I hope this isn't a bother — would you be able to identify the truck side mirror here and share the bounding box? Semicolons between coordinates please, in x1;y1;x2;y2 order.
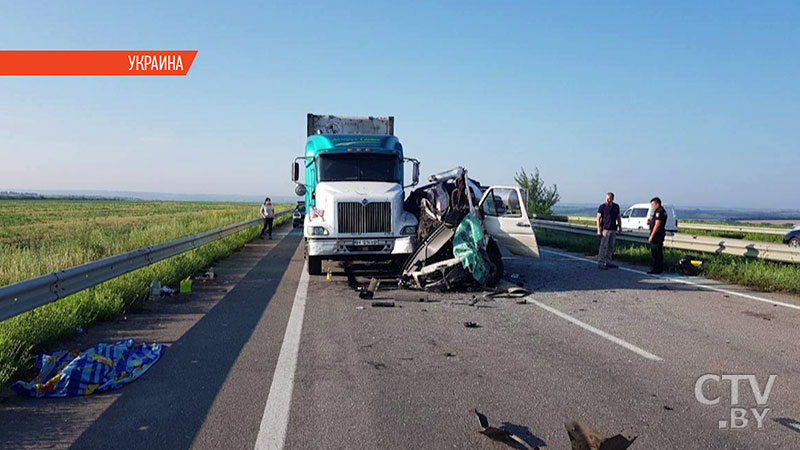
412;161;420;186
292;162;299;182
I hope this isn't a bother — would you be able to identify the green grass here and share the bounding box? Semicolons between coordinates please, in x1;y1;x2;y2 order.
0;199;290;386
536;228;800;296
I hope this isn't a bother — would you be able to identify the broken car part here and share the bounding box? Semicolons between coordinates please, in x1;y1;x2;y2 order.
565;421;637;450
472;409;537;450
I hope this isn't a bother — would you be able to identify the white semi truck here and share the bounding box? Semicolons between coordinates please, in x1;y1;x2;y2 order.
291;114;421;275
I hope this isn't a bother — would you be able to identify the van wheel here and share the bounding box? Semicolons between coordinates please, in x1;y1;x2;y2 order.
308;256;322;275
485;239;504;287
790;237;800;248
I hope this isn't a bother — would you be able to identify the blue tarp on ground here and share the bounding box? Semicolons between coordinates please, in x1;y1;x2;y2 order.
12;339;164;398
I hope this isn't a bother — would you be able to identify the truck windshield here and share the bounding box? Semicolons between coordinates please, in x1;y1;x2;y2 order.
317;154;401;183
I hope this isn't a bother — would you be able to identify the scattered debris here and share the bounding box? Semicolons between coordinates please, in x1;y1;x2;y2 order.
677;255;704;276
445;352;456;357
565;421;637;450
149;279;162;301
12;339;164;398
464;321;480;328
509;273;520;280
393;291;438;303
180;278;192;294
359;278;381;299
663;405;674;411
371;301;395;308
743;311;773;321
160;287;176;296
355;306;365;310
516;298;528;305
366;361;387;370
472;409;537;450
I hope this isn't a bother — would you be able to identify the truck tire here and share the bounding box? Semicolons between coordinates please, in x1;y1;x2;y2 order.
308;256;322;275
485;238;503;287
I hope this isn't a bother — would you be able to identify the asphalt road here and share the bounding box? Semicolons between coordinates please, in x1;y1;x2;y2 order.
3;224;800;449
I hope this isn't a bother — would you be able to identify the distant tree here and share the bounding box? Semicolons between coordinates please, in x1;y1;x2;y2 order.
514;167;560;216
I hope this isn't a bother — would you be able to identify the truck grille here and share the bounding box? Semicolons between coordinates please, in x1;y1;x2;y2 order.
337;202;392;234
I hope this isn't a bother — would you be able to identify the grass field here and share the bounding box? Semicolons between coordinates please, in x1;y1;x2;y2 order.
0;199;290;386
536;228;800;295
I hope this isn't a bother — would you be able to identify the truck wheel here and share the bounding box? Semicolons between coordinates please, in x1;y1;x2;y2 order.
485;239;503;287
308;256;322;275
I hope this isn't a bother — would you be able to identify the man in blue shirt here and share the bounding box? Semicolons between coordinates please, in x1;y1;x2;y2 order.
597;192;622;269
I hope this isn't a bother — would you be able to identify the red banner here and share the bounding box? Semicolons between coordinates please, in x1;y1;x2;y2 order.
0;51;198;76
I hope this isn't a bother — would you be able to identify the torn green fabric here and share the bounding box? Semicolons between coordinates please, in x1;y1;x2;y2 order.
452;213;489;284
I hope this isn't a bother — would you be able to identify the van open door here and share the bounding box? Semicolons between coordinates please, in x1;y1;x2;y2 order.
478;186;540;258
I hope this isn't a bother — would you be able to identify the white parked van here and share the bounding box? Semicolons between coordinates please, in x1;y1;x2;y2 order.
621;203;678;232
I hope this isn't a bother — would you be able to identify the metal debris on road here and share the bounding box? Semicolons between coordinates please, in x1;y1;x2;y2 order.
463;321;480;328
565;421;637;450
371;301;395;308
472;409;537;450
359;277;380;299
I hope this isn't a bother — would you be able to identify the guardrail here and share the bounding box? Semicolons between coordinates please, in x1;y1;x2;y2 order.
0;211;290;323
676;223;789;236
533;219;800;264
565;215;791;236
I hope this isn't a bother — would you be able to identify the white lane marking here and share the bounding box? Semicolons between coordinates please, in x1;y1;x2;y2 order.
541;248;800;311
254;266;309;450
526;296;663;361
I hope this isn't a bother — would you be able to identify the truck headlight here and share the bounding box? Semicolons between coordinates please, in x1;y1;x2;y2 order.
308;226;329;236
400;225;417;235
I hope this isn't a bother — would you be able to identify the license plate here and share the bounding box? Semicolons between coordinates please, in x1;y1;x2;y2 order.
351;239;383;246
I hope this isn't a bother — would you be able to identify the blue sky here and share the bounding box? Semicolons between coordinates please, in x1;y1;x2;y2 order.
1;1;798;208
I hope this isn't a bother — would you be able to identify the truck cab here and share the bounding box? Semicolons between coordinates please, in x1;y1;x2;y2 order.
292;115;420;275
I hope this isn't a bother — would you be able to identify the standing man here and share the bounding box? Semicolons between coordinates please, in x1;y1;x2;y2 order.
260;197;275;239
596;192;622;269
647;196;667;274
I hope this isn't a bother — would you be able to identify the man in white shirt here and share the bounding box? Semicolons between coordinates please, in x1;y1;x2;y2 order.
260;197;275;239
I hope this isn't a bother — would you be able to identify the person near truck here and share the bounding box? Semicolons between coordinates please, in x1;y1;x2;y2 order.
647;196;667;274
596;192;622;269
260;197;275;239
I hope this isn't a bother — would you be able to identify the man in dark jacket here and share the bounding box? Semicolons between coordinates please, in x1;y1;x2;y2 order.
647;196;667;274
596;192;622;269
